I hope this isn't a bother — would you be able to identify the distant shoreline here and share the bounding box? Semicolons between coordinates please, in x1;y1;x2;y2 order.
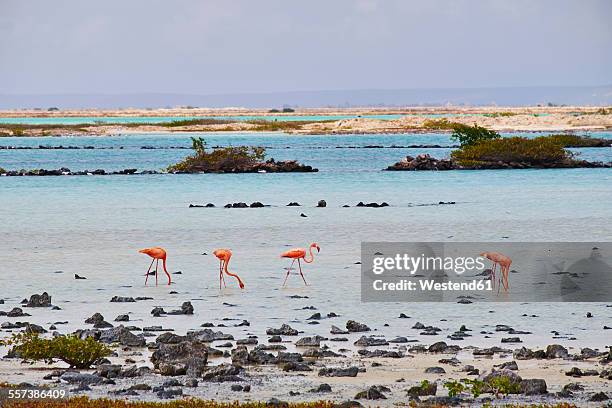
0;106;611;136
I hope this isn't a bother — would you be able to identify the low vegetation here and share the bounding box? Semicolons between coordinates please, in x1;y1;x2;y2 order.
483;111;517;118
444;377;520;399
547;133;611;147
0;332;112;369
167;137;266;173
451;136;571;167
421;118;458;130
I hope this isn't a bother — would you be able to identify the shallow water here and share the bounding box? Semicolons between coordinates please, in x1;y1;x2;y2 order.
1;131;611;352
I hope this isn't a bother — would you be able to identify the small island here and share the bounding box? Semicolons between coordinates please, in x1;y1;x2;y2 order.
387;125;612;171
167;137;317;173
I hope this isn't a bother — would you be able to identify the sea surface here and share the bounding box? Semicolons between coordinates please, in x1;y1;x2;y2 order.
1;131;611;353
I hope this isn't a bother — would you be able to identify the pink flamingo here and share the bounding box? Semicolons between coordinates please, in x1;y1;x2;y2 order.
139;247;171;286
281;243;320;286
213;249;245;290
480;252;512;292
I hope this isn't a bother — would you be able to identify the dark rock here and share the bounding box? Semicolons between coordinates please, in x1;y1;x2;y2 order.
85;313;105;325
295;336;324;347
354;386;386;400
156;387;183;399
428;341;448;353
7;307;30;317
546;344;569;359
319;366;359;377
425;366;446;374
282;362;312;372
589;392;609;401
151;340;208;376
497;361;518;371
346;320;370;332
330;325;349;335
266;324;298;336
317;200;327;207
25;292;52;307
74;274;87;279
151;307;167;317
60;372;104;385
520;379;547;395
202;363;243;382
354;336;388;347
310;383;332;393
167;301;194;315
115;314;129;322
286;202;301;206
99;325;145;347
110;296;136;303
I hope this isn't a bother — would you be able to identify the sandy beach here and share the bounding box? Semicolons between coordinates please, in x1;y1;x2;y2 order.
1;106;611;136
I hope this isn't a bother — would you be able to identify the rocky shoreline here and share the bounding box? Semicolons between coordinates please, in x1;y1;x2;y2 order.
1;292;611;405
386;154;612;171
0;160;317;177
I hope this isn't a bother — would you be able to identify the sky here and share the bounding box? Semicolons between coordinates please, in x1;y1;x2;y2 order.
1;0;611;95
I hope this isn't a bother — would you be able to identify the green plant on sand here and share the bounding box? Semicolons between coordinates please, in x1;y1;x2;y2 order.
0;332;112;369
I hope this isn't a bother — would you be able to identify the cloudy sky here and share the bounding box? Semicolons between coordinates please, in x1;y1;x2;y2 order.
1;0;611;95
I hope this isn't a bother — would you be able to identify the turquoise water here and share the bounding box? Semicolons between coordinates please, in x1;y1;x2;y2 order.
0;113;484;125
1;131;611;351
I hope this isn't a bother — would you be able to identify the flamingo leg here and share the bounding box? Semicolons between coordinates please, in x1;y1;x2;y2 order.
155;259;159;287
219;260;223;290
221;261;227;288
144;258;155;286
502;265;509;291
283;259;296;287
491;262;497;289
298;258;308;286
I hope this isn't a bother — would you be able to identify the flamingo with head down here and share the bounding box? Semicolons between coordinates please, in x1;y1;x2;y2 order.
213;249;245;290
281;242;320;286
139;247;171;286
480;251;512;292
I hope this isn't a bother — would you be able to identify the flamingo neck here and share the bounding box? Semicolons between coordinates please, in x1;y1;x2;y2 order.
223;256;245;288
303;246;315;263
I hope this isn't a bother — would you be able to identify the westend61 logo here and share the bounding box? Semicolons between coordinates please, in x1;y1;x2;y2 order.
361;242;612;303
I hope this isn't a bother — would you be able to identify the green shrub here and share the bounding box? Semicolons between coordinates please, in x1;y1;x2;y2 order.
450;123;501;147
168;137;266;173
483;112;516;118
246;120;314;131
0;332;112;369
158;118;232;128
451;136;571;166
487;376;521;397
421;118;458;130
547;133;610;147
444;380;465;397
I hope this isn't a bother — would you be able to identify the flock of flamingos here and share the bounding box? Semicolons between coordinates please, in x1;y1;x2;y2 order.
138;243;321;289
138;244;511;293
